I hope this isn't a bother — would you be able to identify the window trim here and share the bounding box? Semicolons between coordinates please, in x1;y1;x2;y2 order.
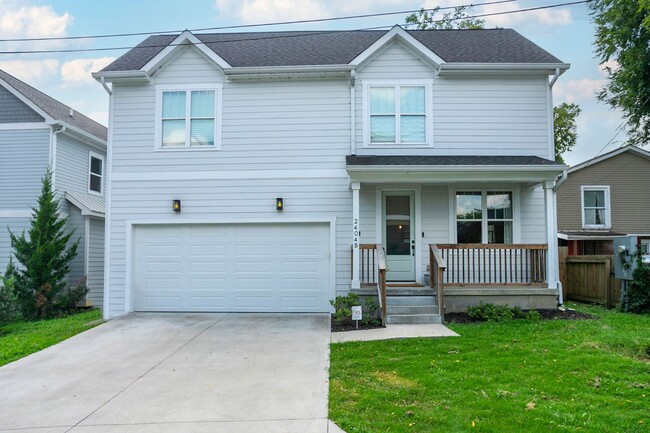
581;185;611;229
88;151;104;196
154;83;223;151
362;80;433;148
451;188;521;244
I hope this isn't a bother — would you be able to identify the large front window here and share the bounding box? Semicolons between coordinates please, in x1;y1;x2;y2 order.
368;84;429;146
157;85;221;150
456;191;513;244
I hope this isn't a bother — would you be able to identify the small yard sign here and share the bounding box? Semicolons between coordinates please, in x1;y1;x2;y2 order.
351;306;362;329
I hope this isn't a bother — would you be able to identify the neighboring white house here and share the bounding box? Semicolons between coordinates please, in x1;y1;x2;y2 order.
0;70;108;308
93;27;569;320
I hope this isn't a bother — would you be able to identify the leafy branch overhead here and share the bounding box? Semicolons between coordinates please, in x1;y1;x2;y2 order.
590;0;650;146
554;103;582;163
406;6;485;30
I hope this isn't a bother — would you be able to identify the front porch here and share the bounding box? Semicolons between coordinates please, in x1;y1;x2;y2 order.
354;243;557;324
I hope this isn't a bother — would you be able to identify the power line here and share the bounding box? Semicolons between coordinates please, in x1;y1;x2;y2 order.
0;0;521;43
0;0;592;55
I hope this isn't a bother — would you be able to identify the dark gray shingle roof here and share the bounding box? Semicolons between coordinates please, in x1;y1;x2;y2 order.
101;28;563;72
346;155;562;166
0;70;107;141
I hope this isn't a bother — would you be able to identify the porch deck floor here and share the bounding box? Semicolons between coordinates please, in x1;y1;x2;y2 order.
331;324;458;343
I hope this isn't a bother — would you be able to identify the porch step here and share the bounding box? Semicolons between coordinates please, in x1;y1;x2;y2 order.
386;304;438;315
386;313;442;325
385;293;441;324
386;287;436;296
386;295;436;306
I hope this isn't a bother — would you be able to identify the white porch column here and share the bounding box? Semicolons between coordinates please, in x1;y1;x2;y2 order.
351;181;361;289
544;180;559;291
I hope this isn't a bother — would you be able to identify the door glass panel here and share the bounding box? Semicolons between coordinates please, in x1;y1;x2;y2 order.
386;196;411;256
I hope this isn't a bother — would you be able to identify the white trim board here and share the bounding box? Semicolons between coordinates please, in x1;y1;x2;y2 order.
111;169;348;182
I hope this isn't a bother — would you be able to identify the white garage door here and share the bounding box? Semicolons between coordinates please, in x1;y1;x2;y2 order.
133;223;331;312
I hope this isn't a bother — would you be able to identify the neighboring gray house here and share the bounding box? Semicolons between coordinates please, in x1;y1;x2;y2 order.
557;145;650;256
0;70;108;308
93;27;569;320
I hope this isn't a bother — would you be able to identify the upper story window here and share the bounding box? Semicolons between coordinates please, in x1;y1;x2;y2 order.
88;152;104;195
456;191;514;244
581;186;610;229
155;84;222;150
364;81;432;147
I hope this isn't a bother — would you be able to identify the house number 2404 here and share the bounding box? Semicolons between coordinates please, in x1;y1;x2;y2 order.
353;218;359;249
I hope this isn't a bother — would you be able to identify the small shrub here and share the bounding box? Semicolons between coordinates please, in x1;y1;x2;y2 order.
622;262;650;314
0;275;21;324
331;293;381;326
467;303;541;322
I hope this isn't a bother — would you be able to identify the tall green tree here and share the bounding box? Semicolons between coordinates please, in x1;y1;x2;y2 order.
590;0;650;145
554;102;582;163
406;6;485;30
7;171;84;319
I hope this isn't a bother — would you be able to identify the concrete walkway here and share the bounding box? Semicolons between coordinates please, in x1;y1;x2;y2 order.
331;323;459;343
0;313;331;433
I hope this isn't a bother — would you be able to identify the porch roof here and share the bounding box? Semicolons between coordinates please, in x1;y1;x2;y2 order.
558;230;625;240
346;155;567;184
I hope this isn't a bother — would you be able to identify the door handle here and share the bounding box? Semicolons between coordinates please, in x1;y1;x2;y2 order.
411;239;415;256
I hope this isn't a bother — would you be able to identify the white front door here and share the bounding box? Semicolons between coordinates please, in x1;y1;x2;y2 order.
383;192;415;281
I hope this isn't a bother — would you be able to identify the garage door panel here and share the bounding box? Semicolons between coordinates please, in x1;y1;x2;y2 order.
133;223;330;312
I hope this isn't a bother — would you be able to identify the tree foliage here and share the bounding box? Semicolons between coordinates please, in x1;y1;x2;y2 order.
406;6;485;30
590;0;650;145
6;171;86;319
554;102;582;163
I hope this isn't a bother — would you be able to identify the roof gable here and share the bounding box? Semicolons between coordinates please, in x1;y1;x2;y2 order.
0;70;107;141
0;85;44;123
568;146;650;174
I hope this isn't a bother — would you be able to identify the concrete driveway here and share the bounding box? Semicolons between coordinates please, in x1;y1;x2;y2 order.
0;313;331;433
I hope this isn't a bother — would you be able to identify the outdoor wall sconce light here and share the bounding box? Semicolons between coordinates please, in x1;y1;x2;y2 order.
276;197;283;211
172;199;181;213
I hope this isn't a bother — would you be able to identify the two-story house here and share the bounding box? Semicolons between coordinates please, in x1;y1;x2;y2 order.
557;145;650;256
93;27;569;321
0;70;107;308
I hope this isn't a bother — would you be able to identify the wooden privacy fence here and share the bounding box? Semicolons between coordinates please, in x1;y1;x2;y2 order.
558;247;621;308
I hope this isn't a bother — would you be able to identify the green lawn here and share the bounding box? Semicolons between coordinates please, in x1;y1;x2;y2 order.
330;304;650;433
0;309;102;367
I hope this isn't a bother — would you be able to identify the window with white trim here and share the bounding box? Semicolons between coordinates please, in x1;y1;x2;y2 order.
157;86;221;149
456;191;513;244
581;186;610;229
367;84;429;146
88;153;104;195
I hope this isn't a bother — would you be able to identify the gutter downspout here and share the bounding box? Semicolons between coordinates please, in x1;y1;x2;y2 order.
350;70;356;155
51;126;66;188
100;76;113;96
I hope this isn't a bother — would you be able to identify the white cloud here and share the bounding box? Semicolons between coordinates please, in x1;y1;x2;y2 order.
599;60;619;74
0;5;71;38
214;0;574;27
215;0;410;24
60;57;115;85
0;59;59;81
478;1;572;27
555;78;605;104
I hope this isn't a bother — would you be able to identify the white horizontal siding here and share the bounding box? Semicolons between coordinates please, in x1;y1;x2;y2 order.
520;186;546;243
0;128;50;210
66;205;85;287
0;217;31;272
55;133;106;197
87;216;104;308
354;41;552;158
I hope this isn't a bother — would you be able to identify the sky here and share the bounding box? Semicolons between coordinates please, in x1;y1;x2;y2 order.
0;0;631;166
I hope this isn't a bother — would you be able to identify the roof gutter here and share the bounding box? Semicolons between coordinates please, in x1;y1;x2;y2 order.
346;164;568;173
437;63;570;75
91;70;151;83
224;64;354;81
52;120;107;148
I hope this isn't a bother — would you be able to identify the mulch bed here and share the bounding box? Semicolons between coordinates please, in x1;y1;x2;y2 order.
331;309;597;331
445;308;597;324
331;317;384;332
